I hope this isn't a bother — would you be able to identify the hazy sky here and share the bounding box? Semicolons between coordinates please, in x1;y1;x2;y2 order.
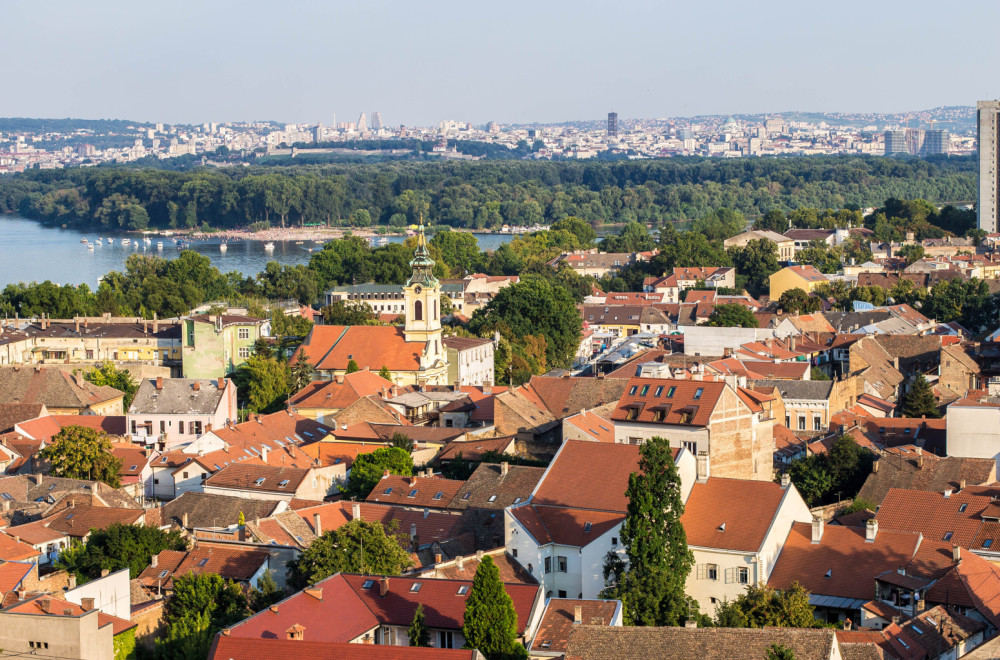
3;0;998;126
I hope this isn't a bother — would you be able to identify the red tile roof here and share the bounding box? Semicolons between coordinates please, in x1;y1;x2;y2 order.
529;599;619;654
510;505;624;547
209;636;476;659
875;488;989;549
204;463;311;494
365;474;466;508
295;501;463;548
610;378;725;427
288;371;395;409
227;573;378;643
768;523;922;601
564;410;616;443
435;436;517;462
3;594;136;634
0;530;42;561
43;505;144;538
341;573;540;634
532;441;641;513
294;326;426;372
681;478;790;552
299;441;382;468
0;561;33;595
15;415;127;442
139;546;268;588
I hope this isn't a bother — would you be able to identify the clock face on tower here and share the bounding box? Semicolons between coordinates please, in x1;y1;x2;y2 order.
414;285;422;294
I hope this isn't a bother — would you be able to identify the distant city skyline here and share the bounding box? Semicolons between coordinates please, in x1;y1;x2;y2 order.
3;0;999;127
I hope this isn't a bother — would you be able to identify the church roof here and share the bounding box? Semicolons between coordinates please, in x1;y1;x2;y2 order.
294;326;426;372
407;220;438;288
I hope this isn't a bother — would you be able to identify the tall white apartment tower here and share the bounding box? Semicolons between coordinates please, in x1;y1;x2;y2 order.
978;100;1000;232
357;112;368;132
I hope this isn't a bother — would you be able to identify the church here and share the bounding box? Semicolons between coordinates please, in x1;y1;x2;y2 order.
294;223;494;387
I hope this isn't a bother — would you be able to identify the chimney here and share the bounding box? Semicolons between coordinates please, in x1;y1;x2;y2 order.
953;545;962;563
153;313;159;334
843;618;853;631
193;381;201;392
483;384;492;395
68;574;77;589
218;377;225;390
574;605;583;624
780;473;790;489
156;376;163;390
944;489;953;498
865;518;878;543
352;502;361;520
383;470;390;478
960;479;967;490
457;556;465;570
151;554;159;568
182;512;189;528
261;445;269;464
313;513;322;536
811;516;824;544
500;462;509;477
873;459;880;474
696;451;710;483
410;523;417;540
434;553;442;564
685;619;698;629
379;577;389;597
81;597;95;611
101;569;109;577
39;598;52;613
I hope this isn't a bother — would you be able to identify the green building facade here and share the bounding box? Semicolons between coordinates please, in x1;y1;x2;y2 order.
181;315;266;378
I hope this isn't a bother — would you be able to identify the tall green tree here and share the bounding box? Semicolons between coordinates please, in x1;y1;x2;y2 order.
346;358;360;374
287;519;413;588
249;570;285;612
408;603;431;647
766;644;798;660
56;522;187;583
713;583;819;629
155;573;250;659
234;354;290;414
343;446;414;498
900;375;940;418
39;425;124;487
462;555;527;660
290;351;314;392
705;304;759;328
604;436;694;626
729;239;780;297
83;362;137;409
378;365;392;380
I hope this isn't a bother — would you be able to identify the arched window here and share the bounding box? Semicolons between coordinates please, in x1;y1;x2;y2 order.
433;299;438;320
414;300;423;321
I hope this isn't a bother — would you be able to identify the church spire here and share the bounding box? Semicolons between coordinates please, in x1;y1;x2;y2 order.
407;214;438;287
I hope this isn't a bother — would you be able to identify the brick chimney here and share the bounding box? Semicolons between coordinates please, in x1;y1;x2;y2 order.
39;598;52;613
67;574;76;589
218;377;225;390
379;577;389;597
193;381;201;392
81;597;95;611
313;513;322;536
811;516;824;544
574;605;583;623
151;554;159;568
696;451;710;483
156;376;163;390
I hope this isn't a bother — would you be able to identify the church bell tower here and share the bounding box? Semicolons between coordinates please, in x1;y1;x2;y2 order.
404;219;443;363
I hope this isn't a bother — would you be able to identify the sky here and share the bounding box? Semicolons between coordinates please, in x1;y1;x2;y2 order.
3;0;999;127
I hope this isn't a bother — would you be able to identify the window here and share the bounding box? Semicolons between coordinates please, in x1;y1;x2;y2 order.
182;472;189;479
557;556;567;572
814;415;822;431
666;386;676;398
584;522;592;533
629;385;638;395
238;328;250;339
278;480;289;488
611;537;618;546
384;487;394;495
984;539;994;549
255;478;266;486
959;503;969;513
457;585;469;595
439;631;454;649
626;408;639;421
639;385;649;396
238;347;250;359
198;558;209;567
131;420;137;434
433;491;444;500
737;567;750;584
488;495;497;503
192;421;203;435
462;491;471;501
785;415;790;428
512;548;518;558
943;532;954;541
362;579;375;589
798;415;806;431
414;300;423;321
544;557;552;574
409;582;422;593
408;489;418;498
179;421;185;434
160;421;166;434
707;564;719;581
558;590;567;598
158;570;168;579
694;387;703;400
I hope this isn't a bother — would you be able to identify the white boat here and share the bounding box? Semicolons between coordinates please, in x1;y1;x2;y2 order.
87;244;94;250
145;236;152;244
80;238;88;244
264;242;275;251
122;238;131;246
219;243;227;253
106;238;114;244
157;241;163;250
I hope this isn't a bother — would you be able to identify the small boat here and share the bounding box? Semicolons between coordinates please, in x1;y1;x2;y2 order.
87;243;94;250
144;236;152;244
219;243;227;253
121;238;131;246
264;242;275;251
157;241;163;250
80;238;88;243
294;240;304;245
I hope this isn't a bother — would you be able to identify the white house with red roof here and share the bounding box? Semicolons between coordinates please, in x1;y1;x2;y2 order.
505;441;696;600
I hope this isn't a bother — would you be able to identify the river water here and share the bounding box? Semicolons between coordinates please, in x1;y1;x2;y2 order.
0;215;515;287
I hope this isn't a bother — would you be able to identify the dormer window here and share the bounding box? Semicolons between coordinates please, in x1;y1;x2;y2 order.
626;408;639;421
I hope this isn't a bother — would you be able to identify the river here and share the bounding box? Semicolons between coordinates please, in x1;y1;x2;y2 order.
0;215;516;287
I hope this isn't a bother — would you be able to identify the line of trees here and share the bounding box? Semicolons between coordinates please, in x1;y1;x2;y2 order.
0;155;975;232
